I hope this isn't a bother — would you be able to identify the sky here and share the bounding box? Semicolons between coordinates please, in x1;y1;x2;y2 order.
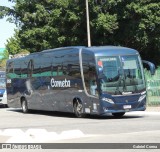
0;0;16;48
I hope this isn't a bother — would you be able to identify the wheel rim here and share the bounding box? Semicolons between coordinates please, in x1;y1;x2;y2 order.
77;102;82;114
75;101;83;117
22;101;27;112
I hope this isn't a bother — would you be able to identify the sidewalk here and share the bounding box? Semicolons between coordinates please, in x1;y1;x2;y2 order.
146;106;160;112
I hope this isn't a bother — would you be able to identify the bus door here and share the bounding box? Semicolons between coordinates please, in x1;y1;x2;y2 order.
82;52;99;113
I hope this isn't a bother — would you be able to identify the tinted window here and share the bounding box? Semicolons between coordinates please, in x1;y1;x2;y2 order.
82;51;97;96
33;55;42;77
14;61;21;78
6;61;14;78
62;50;81;78
21;59;29;78
41;54;53;77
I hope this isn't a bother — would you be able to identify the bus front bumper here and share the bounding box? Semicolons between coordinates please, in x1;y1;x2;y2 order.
98;98;146;115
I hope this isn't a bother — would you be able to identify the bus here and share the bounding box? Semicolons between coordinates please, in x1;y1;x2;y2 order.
0;71;7;107
6;46;155;117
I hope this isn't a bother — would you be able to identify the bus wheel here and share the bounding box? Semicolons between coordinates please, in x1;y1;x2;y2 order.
74;100;85;118
112;112;125;118
21;99;29;113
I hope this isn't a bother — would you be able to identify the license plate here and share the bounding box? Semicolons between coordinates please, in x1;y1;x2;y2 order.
123;105;131;109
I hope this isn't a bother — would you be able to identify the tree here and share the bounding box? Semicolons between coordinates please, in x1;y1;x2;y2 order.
0;49;9;70
0;0;160;64
5;30;22;55
112;0;160;64
0;0;118;53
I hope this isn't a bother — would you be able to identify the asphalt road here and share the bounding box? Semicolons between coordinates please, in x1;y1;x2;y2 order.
0;107;160;152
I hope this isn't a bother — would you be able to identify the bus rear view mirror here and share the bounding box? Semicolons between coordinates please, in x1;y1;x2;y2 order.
142;60;155;75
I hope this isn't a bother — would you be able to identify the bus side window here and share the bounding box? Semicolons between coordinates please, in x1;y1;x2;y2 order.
27;59;34;78
32;56;42;77
41;54;53;77
82;52;98;96
7;62;14;78
58;64;63;76
14;62;21;78
21;60;28;78
52;65;58;76
89;66;97;96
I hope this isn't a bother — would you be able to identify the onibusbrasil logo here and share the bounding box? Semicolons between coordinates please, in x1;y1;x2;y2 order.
50;78;71;88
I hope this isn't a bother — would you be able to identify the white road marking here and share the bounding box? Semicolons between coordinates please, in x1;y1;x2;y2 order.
0;129;93;143
126;111;160;116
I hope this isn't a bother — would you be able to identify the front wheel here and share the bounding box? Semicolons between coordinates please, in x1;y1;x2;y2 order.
112;112;125;118
21;99;29;113
74;100;86;118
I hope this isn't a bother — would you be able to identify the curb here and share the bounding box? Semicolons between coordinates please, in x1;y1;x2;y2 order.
146;106;160;112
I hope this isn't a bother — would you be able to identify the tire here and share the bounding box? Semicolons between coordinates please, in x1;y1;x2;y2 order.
112;112;125;118
74;100;86;118
21;99;29;113
4;104;8;108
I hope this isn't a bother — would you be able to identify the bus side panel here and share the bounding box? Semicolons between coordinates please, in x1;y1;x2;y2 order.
26;77;45;110
6;78;26;108
6;48;100;115
47;49;84;113
55;77;84;113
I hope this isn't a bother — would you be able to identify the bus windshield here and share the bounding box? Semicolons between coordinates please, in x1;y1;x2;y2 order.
97;55;145;95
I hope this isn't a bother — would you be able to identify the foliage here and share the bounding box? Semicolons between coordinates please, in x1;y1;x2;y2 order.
5;30;21;55
0;0;160;64
0;49;9;70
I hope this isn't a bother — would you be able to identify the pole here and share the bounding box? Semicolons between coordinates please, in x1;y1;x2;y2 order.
86;0;91;47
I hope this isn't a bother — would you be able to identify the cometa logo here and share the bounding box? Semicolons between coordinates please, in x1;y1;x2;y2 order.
50;78;71;88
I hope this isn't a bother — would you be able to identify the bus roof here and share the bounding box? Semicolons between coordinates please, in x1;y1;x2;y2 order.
7;46;139;62
42;46;138;55
83;46;139;56
43;46;139;56
42;46;85;53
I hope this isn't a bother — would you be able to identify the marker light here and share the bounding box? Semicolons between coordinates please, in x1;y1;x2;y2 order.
102;97;114;104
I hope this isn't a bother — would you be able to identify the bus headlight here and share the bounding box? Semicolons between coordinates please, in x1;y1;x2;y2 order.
138;95;146;102
102;97;114;104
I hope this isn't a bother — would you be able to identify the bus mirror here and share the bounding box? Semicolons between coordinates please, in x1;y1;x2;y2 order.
142;60;155;75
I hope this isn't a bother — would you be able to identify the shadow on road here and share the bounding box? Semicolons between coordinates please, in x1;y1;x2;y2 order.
0;105;8;108
6;108;145;120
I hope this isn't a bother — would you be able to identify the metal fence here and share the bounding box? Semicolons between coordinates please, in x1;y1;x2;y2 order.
145;67;160;106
